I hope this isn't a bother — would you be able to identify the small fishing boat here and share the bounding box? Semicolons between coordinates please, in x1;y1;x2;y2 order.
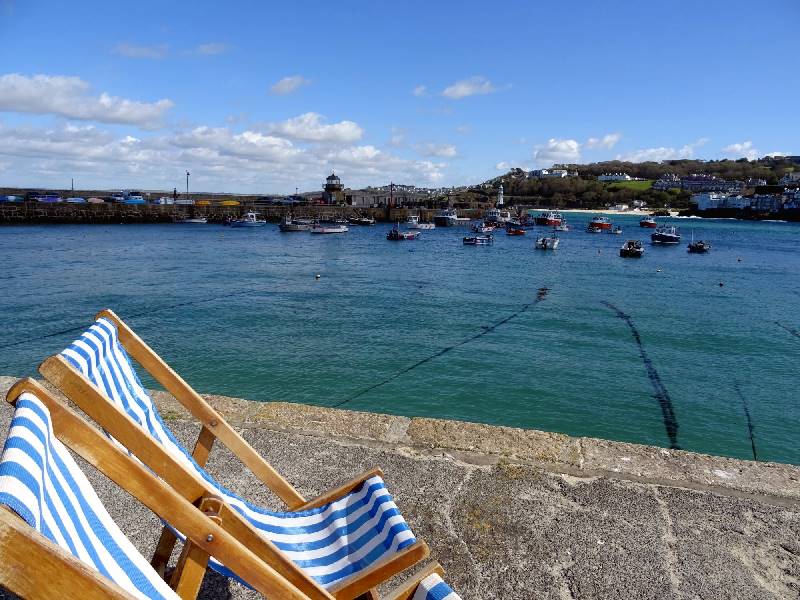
175;216;208;224
552;221;570;232
651;225;681;245
688;240;711;253
639;216;657;228
485;207;513;224
588;215;612;230
586;224;604;233
434;208;459;227
535;236;560;250
387;223;421;240
609;226;623;235
230;212;266;227
311;222;349;234
349;215;375;226
534;211;563;226
463;235;494;245
279;214;313;231
620;240;644;258
471;221;495;233
506;226;526;236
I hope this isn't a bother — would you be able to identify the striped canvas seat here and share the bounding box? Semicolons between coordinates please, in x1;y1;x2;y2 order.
412;573;462;600
0;392;179;600
62;317;418;589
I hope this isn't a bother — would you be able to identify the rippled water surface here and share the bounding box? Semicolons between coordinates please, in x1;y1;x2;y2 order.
1;216;798;464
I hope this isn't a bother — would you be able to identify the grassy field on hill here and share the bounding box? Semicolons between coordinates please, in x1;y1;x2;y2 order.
605;179;653;191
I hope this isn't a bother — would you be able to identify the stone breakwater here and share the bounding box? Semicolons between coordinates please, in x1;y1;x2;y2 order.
0;376;798;599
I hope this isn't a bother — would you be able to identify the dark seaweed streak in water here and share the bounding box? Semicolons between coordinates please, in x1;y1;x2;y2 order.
775;321;800;339
332;288;551;408
734;383;758;461
601;301;680;450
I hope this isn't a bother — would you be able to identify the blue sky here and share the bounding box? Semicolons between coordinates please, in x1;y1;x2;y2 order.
1;0;798;193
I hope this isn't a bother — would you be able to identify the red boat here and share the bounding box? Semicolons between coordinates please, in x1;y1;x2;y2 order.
639;216;657;228
506;227;526;236
534;210;563;226
588;216;612;230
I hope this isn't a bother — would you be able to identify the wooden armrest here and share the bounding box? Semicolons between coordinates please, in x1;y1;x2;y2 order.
328;540;429;600
294;468;384;512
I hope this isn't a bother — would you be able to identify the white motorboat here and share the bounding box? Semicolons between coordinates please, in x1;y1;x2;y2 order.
279;214;313;231
434;208;459;227
175;217;208;224
311;222;349;234
651;225;681;244
535;236;560;250
230;212;266;227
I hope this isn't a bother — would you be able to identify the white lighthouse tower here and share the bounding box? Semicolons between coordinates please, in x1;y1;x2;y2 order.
497;183;504;207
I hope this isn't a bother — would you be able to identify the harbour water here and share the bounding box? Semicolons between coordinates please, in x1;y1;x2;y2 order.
0;215;797;464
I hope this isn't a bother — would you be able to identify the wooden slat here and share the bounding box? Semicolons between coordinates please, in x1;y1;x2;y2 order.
294;468;383;512
383;563;445;600
6;378;319;600
26;370;334;600
169;497;221;599
96;308;306;509
0;506;137;600
191;425;216;468
328;541;430;600
151;526;179;576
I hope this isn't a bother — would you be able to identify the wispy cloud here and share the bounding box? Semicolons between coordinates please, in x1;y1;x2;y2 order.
387;127;406;148
264;112;362;143
113;42;169;59
269;75;311;95
456;124;471;134
617;138;709;162
412;85;428;97
0;73;174;129
418;142;458;158
194;42;229;56
441;76;497;99
722;140;759;160
585;132;621;150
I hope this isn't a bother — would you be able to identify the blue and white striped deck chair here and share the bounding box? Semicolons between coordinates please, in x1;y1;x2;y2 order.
411;573;462;600
41;312;429;599
0;392;179;600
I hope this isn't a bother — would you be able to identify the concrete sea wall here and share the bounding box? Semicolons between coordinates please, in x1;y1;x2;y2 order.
0;376;797;598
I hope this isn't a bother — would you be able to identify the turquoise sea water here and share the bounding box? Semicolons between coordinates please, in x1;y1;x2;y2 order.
0;216;798;464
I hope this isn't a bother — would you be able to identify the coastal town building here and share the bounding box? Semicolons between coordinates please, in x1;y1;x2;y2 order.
598;173;632;182
679;174;744;193
745;177;768;187
779;172;800;186
652;174;681;190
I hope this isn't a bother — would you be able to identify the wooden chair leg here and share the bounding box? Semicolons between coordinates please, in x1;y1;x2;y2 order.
353;590;379;600
152;526;179;577
169;496;222;600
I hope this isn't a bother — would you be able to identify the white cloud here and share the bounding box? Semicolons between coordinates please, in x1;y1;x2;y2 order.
722;140;759;160
418;143;457;158
617;138;709;162
412;85;427;97
113;43;169;59
0;120;449;191
585;132;622;150
533;138;581;165
0;74;174;128
387;127;406;148
441;76;497;99
264;112;363;143
269;75;311;95
765;151;788;157
195;42;229;56
456;124;471;134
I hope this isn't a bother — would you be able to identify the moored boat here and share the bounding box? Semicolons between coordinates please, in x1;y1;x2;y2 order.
620;240;644;258
387;223;421;240
349;215;375;226
688;240;711;253
279;214;313;231
485;207;513;224
651;225;681;245
535;236;560;250
552;220;570;232
463;235;493;245
311;222;349;234
506;226;526;236
534;211;563;226
588;216;612;230
609;226;623;235
640;216;658;228
434;208;459;227
230;212;266;227
471;221;495;233
175;216;208;224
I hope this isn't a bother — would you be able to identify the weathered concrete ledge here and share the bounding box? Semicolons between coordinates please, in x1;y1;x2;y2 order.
0;376;798;598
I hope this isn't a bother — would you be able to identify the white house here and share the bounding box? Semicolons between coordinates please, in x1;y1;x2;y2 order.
544;169;569;178
779;172;800;185
598;173;632;182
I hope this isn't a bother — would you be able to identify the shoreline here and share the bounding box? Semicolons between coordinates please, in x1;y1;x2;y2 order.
556;208;679;217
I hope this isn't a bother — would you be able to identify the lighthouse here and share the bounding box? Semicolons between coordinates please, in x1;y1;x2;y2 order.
323;172;344;204
497;183;504;207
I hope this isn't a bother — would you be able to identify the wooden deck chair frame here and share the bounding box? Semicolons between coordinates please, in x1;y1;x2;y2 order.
3;378;314;600
39;309;429;600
